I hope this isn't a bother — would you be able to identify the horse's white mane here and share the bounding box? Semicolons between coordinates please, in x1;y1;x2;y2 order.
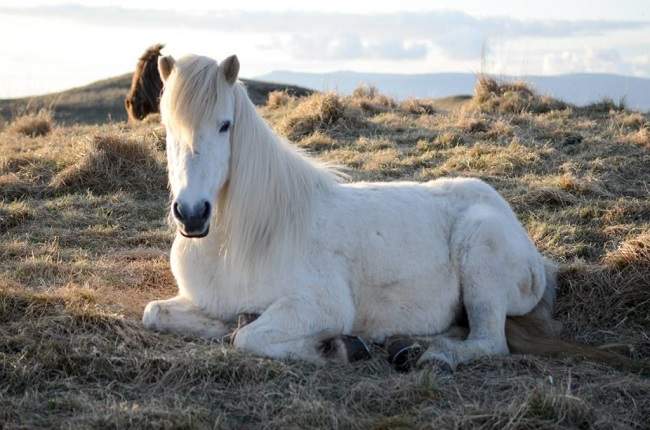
162;54;342;278
159;55;220;144
222;83;342;277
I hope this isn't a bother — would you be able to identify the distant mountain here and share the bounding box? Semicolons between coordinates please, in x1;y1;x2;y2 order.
256;71;650;112
0;75;312;125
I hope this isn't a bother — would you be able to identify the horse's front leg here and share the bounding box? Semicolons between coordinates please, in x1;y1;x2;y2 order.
233;292;355;363
143;296;228;339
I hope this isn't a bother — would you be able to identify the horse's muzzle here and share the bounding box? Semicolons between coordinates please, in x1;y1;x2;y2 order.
173;200;211;238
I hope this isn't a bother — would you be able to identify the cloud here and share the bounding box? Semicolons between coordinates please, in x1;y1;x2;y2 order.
287;34;429;60
1;4;649;64
542;49;635;75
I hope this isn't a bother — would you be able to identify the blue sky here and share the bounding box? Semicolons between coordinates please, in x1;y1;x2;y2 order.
1;0;649;98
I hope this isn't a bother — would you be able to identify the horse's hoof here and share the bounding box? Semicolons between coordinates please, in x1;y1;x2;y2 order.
320;335;371;363
386;336;424;372
416;350;455;373
237;313;260;327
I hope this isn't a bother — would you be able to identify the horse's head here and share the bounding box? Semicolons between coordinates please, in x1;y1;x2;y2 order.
124;95;144;121
159;54;240;238
126;44;165;122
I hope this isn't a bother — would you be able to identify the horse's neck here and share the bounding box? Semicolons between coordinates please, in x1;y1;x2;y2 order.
215;84;336;277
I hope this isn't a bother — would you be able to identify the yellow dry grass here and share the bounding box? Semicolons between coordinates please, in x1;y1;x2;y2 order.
1;79;649;428
7;109;54;137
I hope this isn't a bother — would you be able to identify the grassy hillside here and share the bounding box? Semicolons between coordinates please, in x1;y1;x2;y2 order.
0;74;313;125
1;79;649;428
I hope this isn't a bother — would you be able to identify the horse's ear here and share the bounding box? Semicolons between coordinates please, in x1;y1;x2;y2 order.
158;55;175;82
221;55;239;85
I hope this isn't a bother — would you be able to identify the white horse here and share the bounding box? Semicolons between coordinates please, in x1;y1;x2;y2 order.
143;54;560;369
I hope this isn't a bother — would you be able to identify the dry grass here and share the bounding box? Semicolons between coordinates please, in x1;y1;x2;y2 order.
627;127;650;148
400;98;436;115
349;84;397;114
49;134;166;195
297;131;339;151
277;92;347;140
7;110;54;137
1;79;650;428
437;140;549;176
474;76;568;114
604;231;650;269
266;90;294;109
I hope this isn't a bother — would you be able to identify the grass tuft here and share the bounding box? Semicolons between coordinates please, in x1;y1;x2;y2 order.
400;98;436;115
604;232;650;270
473;76;567;114
349;84;397;114
49;134;166;194
277;92;346;140
0;200;34;233
266;90;294;109
7;110;54;137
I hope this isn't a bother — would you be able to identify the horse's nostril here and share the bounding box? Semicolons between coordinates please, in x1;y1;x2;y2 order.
202;201;211;219
173;201;184;222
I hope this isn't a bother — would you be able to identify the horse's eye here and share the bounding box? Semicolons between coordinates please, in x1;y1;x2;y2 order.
219;121;231;133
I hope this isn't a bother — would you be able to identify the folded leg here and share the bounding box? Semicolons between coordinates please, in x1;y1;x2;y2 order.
233;292;354;363
143;296;228;339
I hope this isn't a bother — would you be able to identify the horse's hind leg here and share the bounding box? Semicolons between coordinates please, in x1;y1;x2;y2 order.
418;206;544;370
143;296;228;339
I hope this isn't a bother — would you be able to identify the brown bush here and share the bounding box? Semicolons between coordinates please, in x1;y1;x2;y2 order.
266;90;293;109
473;76;567;114
7;110;53;137
49;134;166;194
277;93;346;140
582;97;626;114
349;84;396;114
400;98;436;115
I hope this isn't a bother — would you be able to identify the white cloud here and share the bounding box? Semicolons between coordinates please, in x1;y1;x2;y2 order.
2;5;648;64
542;49;634;75
1;3;650;97
286;35;429;61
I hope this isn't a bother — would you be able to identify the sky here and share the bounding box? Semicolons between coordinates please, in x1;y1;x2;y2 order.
0;0;649;98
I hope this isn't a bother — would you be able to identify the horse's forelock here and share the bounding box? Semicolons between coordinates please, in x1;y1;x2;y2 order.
160;55;221;146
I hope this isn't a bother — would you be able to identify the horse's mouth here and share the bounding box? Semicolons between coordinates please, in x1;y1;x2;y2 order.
179;225;210;238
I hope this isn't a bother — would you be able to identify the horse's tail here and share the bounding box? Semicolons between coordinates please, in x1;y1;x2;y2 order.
505;259;649;374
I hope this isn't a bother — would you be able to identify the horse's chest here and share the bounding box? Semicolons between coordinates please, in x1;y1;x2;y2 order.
171;241;279;319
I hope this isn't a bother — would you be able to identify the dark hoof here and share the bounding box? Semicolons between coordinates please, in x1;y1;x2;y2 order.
320;335;372;363
386;336;424;373
237;313;259;327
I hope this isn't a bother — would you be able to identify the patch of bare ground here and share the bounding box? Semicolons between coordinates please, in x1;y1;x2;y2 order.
1;79;649;428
